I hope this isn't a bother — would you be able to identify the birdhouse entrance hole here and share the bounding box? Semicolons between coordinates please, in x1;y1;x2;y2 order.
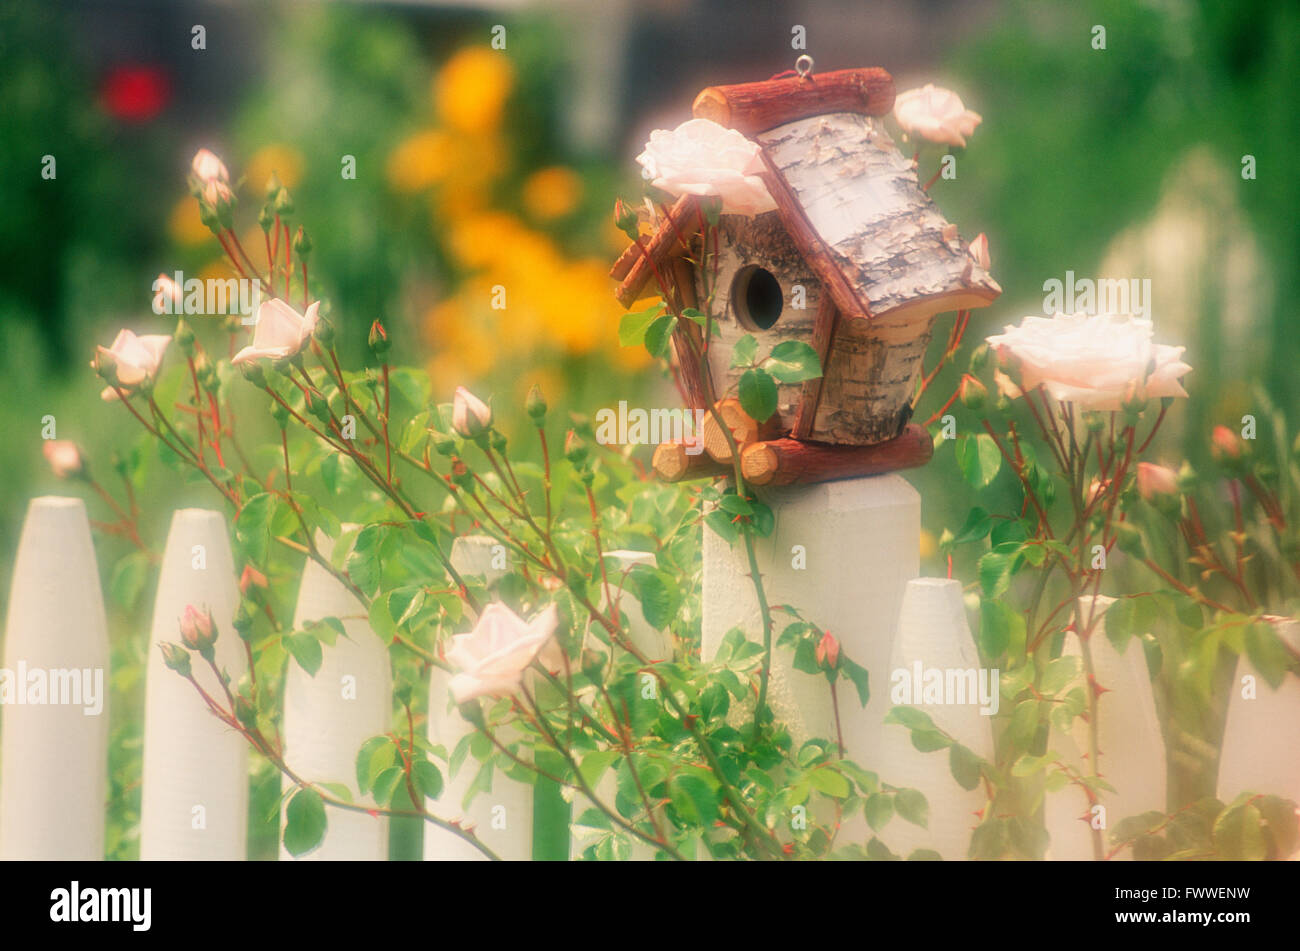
732;265;784;331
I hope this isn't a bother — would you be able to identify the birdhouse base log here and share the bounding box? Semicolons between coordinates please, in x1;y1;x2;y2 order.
702;473;921;842
651;441;731;482
740;424;932;487
702;397;780;464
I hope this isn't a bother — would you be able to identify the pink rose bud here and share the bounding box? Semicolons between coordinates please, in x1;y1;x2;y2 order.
239;565;269;598
153;273;184;315
452;386;492;438
368;319;390;356
42;440;84;479
1136;462;1179;501
563;429;588;465
968;233;991;270
159;642;192;676
179;604;217;654
1211;425;1243;461
959;375;987;411
815;631;841;670
1084;478;1108;508
191;148;229;185
202;178;236;229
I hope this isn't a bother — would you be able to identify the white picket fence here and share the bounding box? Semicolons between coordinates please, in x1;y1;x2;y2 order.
1;484;1297;860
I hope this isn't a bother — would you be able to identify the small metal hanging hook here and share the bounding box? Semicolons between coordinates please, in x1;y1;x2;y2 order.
795;54;814;79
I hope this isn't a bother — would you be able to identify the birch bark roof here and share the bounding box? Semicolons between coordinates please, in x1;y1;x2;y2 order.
755;112;1001;320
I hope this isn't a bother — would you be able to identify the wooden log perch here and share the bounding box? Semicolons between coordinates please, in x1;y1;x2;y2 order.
701;398;780;464
652;441;730;483
740;424;932;487
692;67;895;136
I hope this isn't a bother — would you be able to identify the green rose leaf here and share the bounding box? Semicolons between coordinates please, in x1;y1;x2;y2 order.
765;340;822;383
738;368;778;423
283;787;328;857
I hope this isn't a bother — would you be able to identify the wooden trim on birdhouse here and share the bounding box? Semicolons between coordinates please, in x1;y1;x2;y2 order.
613;195;701;307
691;68;895;135
740;424;933;487
790;293;841;439
671;256;712;411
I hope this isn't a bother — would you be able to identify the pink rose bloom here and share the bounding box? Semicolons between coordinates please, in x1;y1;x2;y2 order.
447;603;560;704
452;385;492;437
893;84;983;148
42;440;84;479
985;313;1191;411
636;118;776;216
191;148;229;185
97;329;171;401
231;299;320;366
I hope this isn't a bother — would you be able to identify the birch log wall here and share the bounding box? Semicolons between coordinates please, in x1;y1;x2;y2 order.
0;497;110;860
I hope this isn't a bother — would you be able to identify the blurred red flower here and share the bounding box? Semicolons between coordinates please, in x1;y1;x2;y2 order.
100;65;171;122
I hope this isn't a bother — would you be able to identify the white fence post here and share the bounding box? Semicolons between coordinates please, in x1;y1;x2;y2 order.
1218;618;1300;809
0;496;110;859
1045;594;1166;859
424;535;534;860
702;476;919;763
140;508;247;859
281;529;391;860
877;577;994;859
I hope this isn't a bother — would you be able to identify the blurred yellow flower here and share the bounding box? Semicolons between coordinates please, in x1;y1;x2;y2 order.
919;529;937;560
387;130;452;193
521;166;583;221
435;47;513;135
245;144;305;194
168;195;211;247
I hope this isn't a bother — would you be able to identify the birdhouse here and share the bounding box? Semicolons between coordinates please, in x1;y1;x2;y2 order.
611;66;1001;486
